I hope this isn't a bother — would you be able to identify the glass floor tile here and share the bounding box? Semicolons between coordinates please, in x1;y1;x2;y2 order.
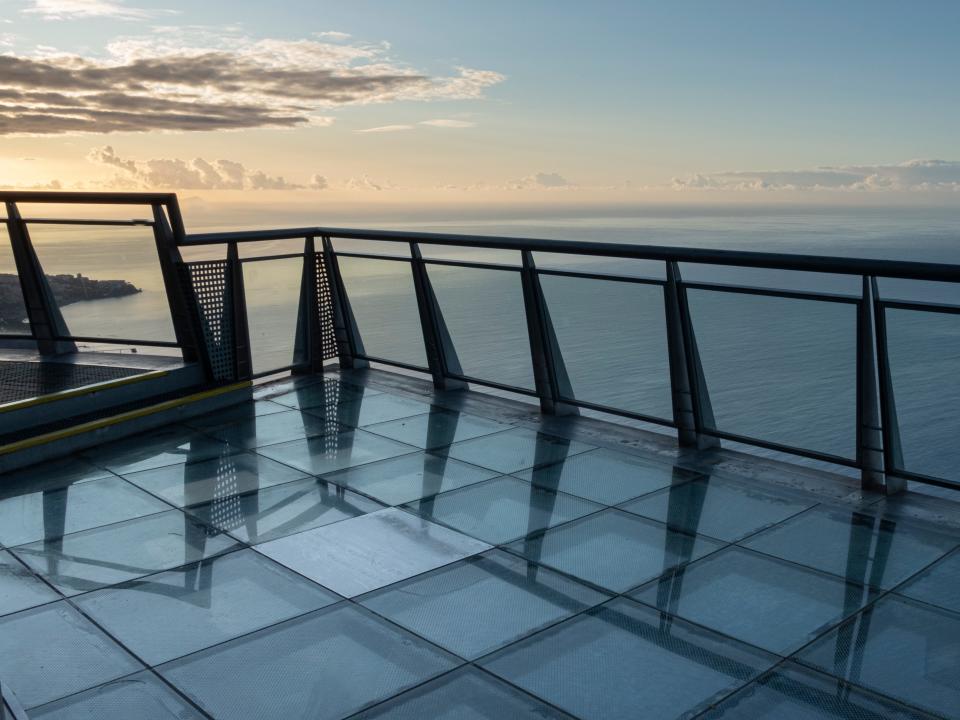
323;452;499;506
183;399;291;430
307;393;434;428
359;548;609;659
206;409;346;449
158;603;459;720
0;548;59;617
405;476;604;545
699;661;940;720
250;373;329;400
440;428;596;475
506;508;725;593
74;548;339;665
27;671;206;720
0;474;170;547
480;597;777;720
122;451;308;508
0;601;141;709
797;594;960;719
0;456;112;499
896;546;960;614
631;546;879;655
12;509;240;596
80;424;234;475
185;476;383;544
255;429;417;477
364;408;511;450
353;666;577;719
742;506;959;589
268;379;375;409
619;475;816;542
515;448;702;506
256;507;490;597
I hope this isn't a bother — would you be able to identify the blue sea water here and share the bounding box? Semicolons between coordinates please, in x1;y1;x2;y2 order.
6;207;959;482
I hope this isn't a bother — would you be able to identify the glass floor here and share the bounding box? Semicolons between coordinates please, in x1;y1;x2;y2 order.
1;370;959;719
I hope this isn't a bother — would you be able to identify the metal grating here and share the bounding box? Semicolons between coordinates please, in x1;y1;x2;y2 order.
0;360;144;404
315;252;338;361
183;261;236;381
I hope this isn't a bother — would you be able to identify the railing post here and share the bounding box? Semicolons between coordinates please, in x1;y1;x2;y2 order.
869;277;906;494
294;236;326;375
321;236;368;370
227;242;252;380
152;203;201;365
3;201;74;355
664;261;718;449
520;250;578;415
409;241;466;390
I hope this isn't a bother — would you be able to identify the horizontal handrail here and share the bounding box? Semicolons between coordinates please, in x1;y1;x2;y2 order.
183;226;960;282
0;191;177;204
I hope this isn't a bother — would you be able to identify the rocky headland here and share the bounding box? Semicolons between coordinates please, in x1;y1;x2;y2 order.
0;273;141;331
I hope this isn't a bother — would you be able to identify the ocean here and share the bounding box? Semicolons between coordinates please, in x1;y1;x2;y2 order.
5;206;959;483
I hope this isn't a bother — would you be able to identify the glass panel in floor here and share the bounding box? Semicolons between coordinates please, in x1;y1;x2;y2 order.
699;661;940;719
27;671;205;720
185;477;383;544
353;666;576;719
121;451;308;507
480;597;776;720
256;507;490;597
506;508;725;593
80;424;234;475
742;506;959;589
0;601;141;709
618;474;817;542
74;549;340;665
0;549;59;617
797;594;960;719
158;603;459;720
12;509;239;596
896;546;960;614
440;428;595;475
515;448;702;506
364;408;511;450
359;549;609;659
205;408;347;449
255;430;416;477
404;476;604;545
631;546;879;654
0;474;171;547
323;452;498;506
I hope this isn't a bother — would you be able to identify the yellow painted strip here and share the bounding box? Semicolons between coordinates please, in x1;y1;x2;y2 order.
0;381;251;456
0;369;170;414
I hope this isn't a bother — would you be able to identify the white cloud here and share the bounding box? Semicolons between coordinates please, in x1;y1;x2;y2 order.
23;0;174;21
316;31;351;41
357;124;415;133
419;118;475;128
87;145;303;190
343;175;387;191
0;32;505;135
672;160;960;193
310;174;328;190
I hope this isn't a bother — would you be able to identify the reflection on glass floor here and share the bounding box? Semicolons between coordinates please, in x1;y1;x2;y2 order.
1;370;958;719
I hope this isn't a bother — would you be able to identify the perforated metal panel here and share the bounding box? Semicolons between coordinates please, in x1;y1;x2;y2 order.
204;450;245;533
183;260;236;381
315;252;338;361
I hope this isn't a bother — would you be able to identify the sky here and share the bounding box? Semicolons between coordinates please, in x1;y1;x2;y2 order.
2;0;960;214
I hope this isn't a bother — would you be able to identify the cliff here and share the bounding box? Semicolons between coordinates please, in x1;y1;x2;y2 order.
0;273;141;331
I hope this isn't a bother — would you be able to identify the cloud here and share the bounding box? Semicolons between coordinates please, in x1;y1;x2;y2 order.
316;31;351;41
357;124;414;133
672;160;960;193
23;0;174;21
343;175;387;191
87;145;305;190
310;174;328;190
0;33;505;135
419;118;475;128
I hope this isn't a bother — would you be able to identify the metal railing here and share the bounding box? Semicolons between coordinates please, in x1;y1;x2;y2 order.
2;191;959;494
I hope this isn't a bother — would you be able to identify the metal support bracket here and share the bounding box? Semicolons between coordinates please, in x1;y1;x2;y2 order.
4;201;75;355
152;204;201;365
520;250;578;415
293;236;324;374
321;236;368;369
228;243;253;380
664;261;718;449
868;277;906;494
409;242;466;390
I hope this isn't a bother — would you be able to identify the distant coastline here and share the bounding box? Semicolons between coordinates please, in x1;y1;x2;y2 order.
0;273;141;331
